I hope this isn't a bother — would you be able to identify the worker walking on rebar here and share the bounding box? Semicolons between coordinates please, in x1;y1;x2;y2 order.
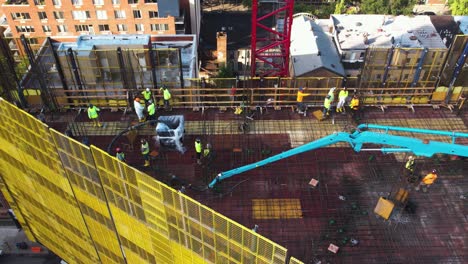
115;147;126;162
349;94;360;121
141;88;152;103
195;138;202;165
296;87;311;114
323;95;332;117
404;156;416;183
159;86;172;111
134;97;145;122
146;100;156;126
415;169;438;192
87;104;102;127
141;138;150;167
336;87;348;113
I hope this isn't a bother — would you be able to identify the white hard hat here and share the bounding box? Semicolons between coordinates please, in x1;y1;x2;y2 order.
146;88;150;92
408;156;414;160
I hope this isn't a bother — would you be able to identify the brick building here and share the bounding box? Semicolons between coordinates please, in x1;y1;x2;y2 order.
1;0;199;40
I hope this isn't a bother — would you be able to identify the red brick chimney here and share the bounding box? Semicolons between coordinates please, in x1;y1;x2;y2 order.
216;31;227;65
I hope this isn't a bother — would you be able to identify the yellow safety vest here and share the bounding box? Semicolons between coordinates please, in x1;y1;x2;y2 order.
148;103;156;116
141;142;149;155
338;90;348;99
162;89;171;100
195;141;202;153
88;106;99;119
405;160;414;171
142;90;151;101
350;98;359;110
324;98;331;109
203;148;210;157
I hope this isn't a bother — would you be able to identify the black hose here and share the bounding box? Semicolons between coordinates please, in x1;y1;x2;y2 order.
106;119;159;154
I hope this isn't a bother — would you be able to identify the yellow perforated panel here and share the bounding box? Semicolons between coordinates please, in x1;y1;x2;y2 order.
0;98;291;264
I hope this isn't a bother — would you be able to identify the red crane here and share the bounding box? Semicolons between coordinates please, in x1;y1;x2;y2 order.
250;0;295;77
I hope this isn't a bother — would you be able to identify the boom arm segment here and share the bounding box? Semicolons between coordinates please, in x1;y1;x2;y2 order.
208;124;468;188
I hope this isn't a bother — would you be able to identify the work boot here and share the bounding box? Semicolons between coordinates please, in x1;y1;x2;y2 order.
97;122;102;127
144;160;150;167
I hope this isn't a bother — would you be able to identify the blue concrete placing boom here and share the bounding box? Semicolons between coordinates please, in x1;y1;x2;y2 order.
208;124;468;188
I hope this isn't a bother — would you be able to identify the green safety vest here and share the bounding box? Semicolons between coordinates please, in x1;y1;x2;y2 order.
148;103;156;116
141;142;149;155
116;152;125;161
163;89;171;100
405;160;414;171
339;90;348;99
195;141;202;153
88;106;99;119
203;148;210;157
324;98;331;109
142;90;151;101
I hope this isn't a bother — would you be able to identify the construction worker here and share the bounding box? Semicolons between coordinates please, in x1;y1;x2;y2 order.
141;138;150;167
115;148;126;162
87;104;102;127
204;143;211;158
296;87;311;114
134;97;145;122
456;92;466;116
141;88;152;102
336;87;348;113
323;95;332;117
415;169;438;192
349;94;360;121
404;156;416;182
159;86;172;110
147;100;156;126
195;138;202;164
327;87;336;102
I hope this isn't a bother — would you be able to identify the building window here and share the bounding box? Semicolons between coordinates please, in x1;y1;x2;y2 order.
98;24;110;31
38;12;47;20
144;0;157;3
93;0;104;4
16;26;35;33
114;10;126;19
27;38;39;44
34;0;46;5
75;24;91;32
71;0;83;5
42;25;52;32
151;24;168;31
135;24;144;31
57;25;68;32
128;0;138;3
72;11;91;20
53;11;65;19
112;0;120;4
117;24;128;31
11;13;31;20
133;10;142;18
149;11;158;18
96;10;107;19
52;0;61;5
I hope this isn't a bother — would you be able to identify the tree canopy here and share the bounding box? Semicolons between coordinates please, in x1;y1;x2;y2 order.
360;0;415;15
449;0;468;15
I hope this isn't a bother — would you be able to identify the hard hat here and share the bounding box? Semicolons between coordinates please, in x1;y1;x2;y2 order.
299;87;303;91
88;103;93;108
141;138;146;143
206;143;211;148
116;148;121;152
408;156;414;160
146;88;150;92
331;87;336;90
196;138;201;142
431;169;437;173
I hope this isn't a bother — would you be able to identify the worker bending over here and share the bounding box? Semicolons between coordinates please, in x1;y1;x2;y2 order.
115;148;126;162
159;86;172;111
134;97;145;122
336;87;348;113
415;169;438;192
141;88;152;102
349;94;360;121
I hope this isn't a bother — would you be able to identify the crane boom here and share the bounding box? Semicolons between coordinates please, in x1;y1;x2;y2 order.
208;124;468;188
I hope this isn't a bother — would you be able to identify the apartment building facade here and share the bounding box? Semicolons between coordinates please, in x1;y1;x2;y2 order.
1;0;195;40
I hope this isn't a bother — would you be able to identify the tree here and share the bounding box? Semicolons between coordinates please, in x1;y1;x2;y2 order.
217;66;235;78
449;0;468;15
360;0;390;14
335;0;346;14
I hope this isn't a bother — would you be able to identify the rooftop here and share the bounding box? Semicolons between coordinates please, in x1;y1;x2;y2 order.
454;16;468;34
57;35;151;52
290;15;345;77
331;15;447;50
